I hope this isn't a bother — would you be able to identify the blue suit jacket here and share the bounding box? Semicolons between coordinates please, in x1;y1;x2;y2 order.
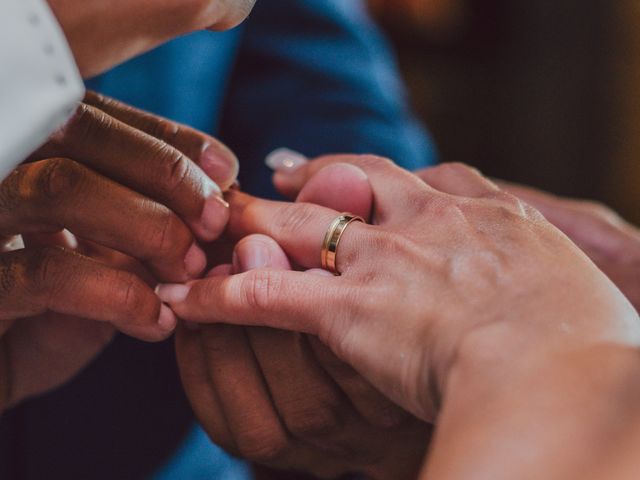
0;1;435;478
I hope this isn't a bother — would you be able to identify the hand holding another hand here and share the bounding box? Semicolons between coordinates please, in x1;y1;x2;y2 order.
0;93;236;411
176;164;431;479
164;157;638;420
161;156;640;479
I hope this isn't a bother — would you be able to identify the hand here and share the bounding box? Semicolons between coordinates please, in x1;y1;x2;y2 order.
48;0;256;77
589;402;640;480
0;92;236;411
270;156;640;479
164;156;637;418
160;158;639;479
488;181;640;311
275;156;640;312
175;164;431;479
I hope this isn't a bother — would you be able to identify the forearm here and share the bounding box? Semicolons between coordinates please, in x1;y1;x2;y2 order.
422;343;640;480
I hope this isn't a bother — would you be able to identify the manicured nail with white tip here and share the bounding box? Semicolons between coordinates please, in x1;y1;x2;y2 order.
199;183;230;241
200;142;240;191
265;148;308;173
158;304;178;331
156;284;191;304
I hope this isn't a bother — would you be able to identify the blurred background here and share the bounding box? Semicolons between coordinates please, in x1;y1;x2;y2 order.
368;0;639;223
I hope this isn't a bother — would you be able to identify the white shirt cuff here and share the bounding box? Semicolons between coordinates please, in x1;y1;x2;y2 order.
0;0;85;181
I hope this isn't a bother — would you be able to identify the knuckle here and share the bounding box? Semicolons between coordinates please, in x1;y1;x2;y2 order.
239;270;283;313
56;103;112;145
83;90;108;108
490;191;527;214
34;158;84;204
406;188;439;216
21;246;66;300
439;161;478;176
111;271;152;319
346;228;395;268
427;162;482;187
9;159;86;210
153;147;194;199
147;209;187;259
147;118;181;144
235;427;288;464
273;203;318;236
353;154;395;171
427;195;456;219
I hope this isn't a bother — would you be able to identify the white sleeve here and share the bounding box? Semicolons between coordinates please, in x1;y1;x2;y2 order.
0;0;85;181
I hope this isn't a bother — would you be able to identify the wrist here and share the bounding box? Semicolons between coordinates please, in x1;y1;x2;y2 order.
425;343;640;480
441;286;639;399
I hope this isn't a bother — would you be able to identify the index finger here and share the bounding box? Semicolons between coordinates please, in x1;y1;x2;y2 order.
83;92;239;190
32;103;230;242
272;154;431;224
157;269;348;338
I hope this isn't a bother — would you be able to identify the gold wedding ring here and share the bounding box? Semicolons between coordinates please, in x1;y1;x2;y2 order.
321;213;365;275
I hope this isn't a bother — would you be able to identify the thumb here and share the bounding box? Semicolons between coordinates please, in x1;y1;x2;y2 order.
232;234;292;273
296;163;373;221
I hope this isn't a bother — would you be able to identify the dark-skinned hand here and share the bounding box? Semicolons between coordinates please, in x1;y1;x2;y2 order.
0;92;236;411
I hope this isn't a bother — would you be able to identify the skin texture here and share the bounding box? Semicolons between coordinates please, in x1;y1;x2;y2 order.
587;399;640;480
0;93;236;411
175;164;431;479
159;157;640;478
275;159;640;312
48;0;256;77
493;180;640;312
273;158;640;478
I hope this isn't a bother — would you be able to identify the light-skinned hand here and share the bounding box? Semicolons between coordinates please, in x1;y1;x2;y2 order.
159;157;639;479
175;163;430;479
492;180;640;312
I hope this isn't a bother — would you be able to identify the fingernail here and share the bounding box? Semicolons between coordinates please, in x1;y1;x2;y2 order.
238;242;270;271
200;194;230;239
3;235;24;251
184;243;207;277
157;304;177;331
155;283;191;304
265;148;308;173
201;143;239;191
61;229;78;249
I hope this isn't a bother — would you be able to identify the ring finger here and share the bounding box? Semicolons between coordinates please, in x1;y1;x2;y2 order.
228;190;371;273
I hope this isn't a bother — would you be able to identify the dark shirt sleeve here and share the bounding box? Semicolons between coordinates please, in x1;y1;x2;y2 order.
219;0;437;198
